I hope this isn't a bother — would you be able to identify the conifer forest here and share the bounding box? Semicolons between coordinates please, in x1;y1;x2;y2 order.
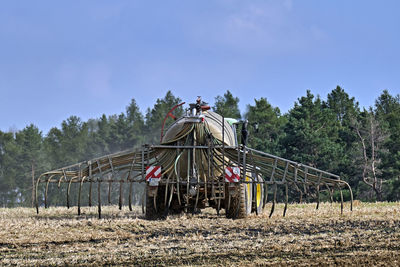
1;87;399;207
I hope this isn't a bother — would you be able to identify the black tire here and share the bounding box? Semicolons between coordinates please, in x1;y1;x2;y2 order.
224;184;235;219
225;177;252;219
145;186;166;220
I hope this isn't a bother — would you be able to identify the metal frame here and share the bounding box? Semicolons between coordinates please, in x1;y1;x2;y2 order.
35;143;353;218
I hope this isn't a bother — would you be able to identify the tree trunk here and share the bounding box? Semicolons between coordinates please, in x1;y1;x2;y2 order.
31;162;35;208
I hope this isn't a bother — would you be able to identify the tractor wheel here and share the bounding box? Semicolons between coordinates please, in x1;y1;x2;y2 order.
145;186;166;220
225;176;252;219
252;174;264;215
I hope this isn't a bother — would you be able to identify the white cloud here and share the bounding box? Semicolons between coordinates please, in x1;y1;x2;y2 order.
56;62;112;98
310;25;328;42
188;1;328;56
283;0;293;10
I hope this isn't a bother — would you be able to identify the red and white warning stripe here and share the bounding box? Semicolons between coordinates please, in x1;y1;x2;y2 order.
146;166;161;186
225;166;240;183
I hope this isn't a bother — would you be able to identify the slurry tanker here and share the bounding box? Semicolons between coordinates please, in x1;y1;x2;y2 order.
36;97;352;219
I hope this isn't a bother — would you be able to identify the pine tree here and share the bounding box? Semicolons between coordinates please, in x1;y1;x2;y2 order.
126;98;145;148
213;90;241;119
374;90;400;200
145;91;183;144
44;116;89;168
0;131;17;206
14;125;46;206
245;97;284;155
280;90;342;172
324;86;360;190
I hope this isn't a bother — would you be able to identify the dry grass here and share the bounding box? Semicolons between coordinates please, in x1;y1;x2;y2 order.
1;202;400;266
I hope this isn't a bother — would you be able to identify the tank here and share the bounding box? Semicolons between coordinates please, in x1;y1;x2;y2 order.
162;110;237;146
144;100;257;219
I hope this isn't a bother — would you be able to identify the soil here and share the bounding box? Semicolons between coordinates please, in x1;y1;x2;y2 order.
1;201;399;266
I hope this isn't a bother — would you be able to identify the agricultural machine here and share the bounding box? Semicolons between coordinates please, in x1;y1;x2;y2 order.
35;97;353;219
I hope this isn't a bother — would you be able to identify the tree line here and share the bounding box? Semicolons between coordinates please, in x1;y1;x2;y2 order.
0;87;399;207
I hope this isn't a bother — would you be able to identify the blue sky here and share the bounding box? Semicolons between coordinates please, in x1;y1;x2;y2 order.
1;0;399;133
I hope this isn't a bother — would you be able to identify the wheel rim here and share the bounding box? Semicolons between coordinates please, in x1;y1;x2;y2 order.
256;183;262;208
245;176;252;212
246;176;251;202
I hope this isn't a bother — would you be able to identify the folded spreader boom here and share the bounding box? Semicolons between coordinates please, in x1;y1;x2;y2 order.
36;99;353;219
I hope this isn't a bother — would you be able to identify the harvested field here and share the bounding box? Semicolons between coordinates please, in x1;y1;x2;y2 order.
1;202;400;266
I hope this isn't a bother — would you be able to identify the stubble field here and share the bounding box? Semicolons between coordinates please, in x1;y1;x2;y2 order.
1;202;400;266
